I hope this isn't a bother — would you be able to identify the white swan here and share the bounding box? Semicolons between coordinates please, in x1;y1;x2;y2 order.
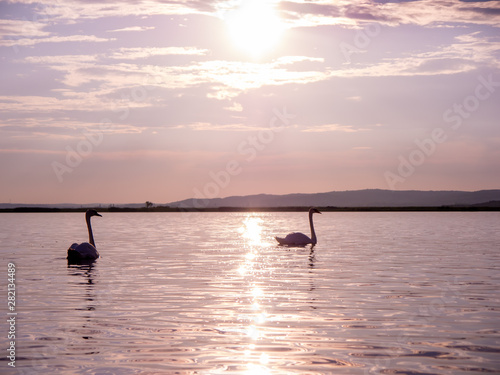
67;209;102;261
275;207;322;247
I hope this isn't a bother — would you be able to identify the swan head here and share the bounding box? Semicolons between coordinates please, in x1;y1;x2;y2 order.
86;209;102;218
309;207;321;215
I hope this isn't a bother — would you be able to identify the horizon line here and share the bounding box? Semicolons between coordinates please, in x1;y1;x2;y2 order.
2;187;499;206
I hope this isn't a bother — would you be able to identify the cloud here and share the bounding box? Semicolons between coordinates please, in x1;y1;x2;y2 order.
302;124;368;133
371;0;500;27
276;0;500;28
2;34;114;48
0;148;62;155
0;116;141;139
279;1;342;18
0;18;50;37
108;26;155;32
461;6;500;15
372;0;419;3
344;4;399;23
107;47;209;60
4;0;500;31
174;122;268;131
332;32;500;78
2;27;495;144
192;56;329;100
0;18;50;48
459;0;500;3
4;0;208;21
224;102;243;112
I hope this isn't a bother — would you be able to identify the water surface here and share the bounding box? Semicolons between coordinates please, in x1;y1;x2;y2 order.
1;212;499;374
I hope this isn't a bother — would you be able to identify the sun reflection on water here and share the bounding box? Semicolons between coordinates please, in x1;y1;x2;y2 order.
236;215;274;373
237;216;267;277
238;216;265;246
251;286;263;298
10;213;499;374
245;363;272;375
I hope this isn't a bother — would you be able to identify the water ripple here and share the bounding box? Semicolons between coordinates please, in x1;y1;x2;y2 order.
1;212;499;374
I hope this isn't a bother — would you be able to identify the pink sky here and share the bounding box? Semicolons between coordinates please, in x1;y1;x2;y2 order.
0;0;499;204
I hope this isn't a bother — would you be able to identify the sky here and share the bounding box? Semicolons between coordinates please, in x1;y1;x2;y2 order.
0;0;499;204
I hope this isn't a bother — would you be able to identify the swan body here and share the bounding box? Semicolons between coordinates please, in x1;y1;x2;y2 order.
275;208;321;247
67;242;99;260
67;210;102;262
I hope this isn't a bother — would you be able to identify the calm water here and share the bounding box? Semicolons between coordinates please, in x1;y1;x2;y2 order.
1;211;499;374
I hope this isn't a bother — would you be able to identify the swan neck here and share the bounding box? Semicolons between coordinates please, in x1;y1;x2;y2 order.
309;211;317;245
86;214;96;247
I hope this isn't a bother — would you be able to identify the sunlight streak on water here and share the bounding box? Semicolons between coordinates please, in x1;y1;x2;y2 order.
239;216;266;246
1;212;499;374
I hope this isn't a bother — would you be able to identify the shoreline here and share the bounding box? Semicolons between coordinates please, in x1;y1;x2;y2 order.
1;205;499;213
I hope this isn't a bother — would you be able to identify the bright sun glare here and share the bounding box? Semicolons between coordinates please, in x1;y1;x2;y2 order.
225;0;285;58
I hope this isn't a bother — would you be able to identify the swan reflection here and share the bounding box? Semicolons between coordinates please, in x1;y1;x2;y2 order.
67;263;96;289
309;248;316;268
66;263;102;346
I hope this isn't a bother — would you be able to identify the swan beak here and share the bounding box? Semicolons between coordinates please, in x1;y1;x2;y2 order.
96;213;102;217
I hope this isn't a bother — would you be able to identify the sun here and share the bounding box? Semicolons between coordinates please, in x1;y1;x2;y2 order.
225;0;285;59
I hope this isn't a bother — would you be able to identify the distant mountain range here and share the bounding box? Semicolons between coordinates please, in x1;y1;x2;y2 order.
1;189;499;210
167;189;500;208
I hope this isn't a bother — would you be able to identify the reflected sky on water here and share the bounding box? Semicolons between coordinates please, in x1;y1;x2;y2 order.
1;212;499;374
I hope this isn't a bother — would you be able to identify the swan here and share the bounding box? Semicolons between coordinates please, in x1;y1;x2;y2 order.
275;207;322;247
67;209;102;261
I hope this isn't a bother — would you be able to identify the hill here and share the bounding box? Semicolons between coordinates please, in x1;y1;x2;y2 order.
167;189;500;208
2;189;499;211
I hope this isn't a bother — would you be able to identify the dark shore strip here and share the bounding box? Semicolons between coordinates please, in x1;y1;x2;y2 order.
1;205;499;213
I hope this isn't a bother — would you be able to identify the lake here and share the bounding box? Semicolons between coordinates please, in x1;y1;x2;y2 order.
1;211;499;374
